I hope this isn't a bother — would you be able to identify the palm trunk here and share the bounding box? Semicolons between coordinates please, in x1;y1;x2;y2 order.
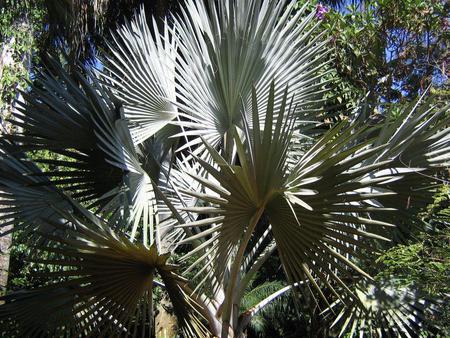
155;297;178;338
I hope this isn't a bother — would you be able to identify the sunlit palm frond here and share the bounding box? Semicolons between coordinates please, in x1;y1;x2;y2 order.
265;124;397;303
2;0;449;336
176;82;433;305
178;84;294;287
174;0;331;153
85;78;161;246
102;6;178;145
6;59;169;246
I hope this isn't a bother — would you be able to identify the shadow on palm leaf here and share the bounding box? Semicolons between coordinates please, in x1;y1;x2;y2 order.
0;203;209;337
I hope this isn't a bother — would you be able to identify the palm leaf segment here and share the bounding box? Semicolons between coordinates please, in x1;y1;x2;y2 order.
5;58;168;247
179;85;294;282
0;204;208;338
1;0;449;335
7;59;122;205
180;83;446;304
101;0;330;154
173;0;331;152
0;141;72;239
324;280;443;337
4;0;332;247
363;99;450;240
103;6;177;145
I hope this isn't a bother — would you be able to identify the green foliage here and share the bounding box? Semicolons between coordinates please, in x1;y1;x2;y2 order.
7;232;58;291
320;0;448;106
7;235;36;290
0;0;45;122
0;0;45;54
374;185;450;334
376;231;449;294
240;279;286;335
376;186;450;295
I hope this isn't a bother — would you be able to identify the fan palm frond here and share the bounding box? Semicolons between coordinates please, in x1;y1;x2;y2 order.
172;0;331;155
5;59;169;247
179;83;399;302
0;141;72;239
7;57;123;205
102;6;178;145
324;280;444;337
356;97;450;241
0;203;208;337
2;0;449;336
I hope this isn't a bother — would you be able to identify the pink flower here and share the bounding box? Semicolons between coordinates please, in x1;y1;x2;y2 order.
316;3;329;20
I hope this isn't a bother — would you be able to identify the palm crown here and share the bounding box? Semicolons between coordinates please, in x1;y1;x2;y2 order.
0;0;448;337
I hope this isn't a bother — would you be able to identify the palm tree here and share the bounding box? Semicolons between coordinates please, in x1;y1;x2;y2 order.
0;0;448;337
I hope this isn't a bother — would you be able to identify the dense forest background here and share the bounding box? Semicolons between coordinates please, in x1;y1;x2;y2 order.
0;0;448;337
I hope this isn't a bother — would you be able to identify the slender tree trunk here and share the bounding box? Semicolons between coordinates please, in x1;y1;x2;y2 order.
0;37;15;295
0;16;31;296
0;227;12;295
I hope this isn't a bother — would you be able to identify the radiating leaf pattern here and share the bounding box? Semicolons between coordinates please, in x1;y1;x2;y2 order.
0;207;208;337
103;6;177;145
323;280;443;337
0;141;72;239
177;82;450;307
1;0;449;336
173;0;331;153
6;59;165;247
